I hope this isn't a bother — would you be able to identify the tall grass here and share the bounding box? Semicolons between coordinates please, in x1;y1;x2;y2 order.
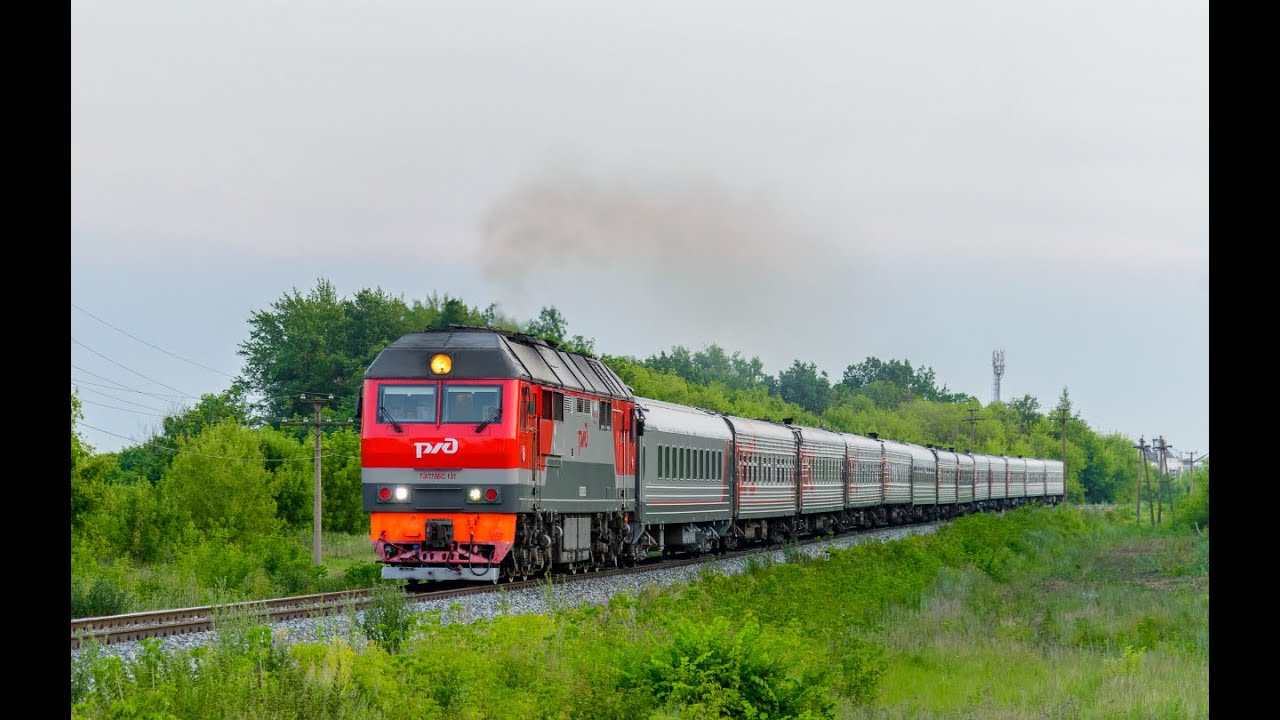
70;530;385;618
71;507;1208;719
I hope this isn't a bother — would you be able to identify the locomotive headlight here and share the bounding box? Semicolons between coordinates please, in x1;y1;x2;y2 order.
430;353;452;375
468;487;482;502
394;486;409;501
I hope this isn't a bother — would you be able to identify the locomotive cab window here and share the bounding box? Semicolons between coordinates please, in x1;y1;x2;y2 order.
378;384;437;423
442;384;502;424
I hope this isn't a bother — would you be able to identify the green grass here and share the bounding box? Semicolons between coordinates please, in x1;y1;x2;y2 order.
71;530;384;618
71;507;1208;719
849;512;1208;719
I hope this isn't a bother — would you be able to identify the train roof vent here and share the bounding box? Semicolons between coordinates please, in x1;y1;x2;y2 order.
868;432;879;440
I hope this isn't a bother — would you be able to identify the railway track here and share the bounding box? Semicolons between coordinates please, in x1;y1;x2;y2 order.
71;589;379;650
70;520;948;651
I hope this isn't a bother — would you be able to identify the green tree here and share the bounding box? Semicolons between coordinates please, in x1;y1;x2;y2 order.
255;426;311;528
71;390;90;471
160;420;280;542
525;305;596;355
239;279;351;420
840;357;968;406
320;428;364;534
1009;394;1042;433
777;360;833;415
1174;459;1209;529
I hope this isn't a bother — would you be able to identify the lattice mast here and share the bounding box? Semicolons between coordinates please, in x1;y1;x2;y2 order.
992;349;1005;404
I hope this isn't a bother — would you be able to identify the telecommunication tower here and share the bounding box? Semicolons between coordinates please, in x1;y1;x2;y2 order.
992;349;1005;403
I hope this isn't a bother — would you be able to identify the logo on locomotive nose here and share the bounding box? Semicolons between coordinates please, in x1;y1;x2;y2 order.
414;439;459;457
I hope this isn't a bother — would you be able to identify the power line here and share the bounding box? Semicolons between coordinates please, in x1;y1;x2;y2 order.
71;337;191;396
71;367;327;406
72;375;192;401
69;314;345;403
79;399;168;417
72;303;237;378
71;365;198;399
76;421;360;462
72;384;168;412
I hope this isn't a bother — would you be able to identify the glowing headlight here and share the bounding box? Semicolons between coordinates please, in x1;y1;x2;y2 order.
430;353;452;375
394;486;409;501
468;487;482;502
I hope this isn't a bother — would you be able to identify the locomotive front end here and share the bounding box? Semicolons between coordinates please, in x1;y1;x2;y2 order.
362;334;529;583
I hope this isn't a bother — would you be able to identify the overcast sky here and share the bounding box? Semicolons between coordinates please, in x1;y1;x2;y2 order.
72;1;1208;459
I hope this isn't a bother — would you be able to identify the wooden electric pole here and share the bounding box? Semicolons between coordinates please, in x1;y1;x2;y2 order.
962;406;982;452
1134;437;1146;526
1157;437;1173;520
283;393;340;566
1058;407;1068;491
1152;440;1162;525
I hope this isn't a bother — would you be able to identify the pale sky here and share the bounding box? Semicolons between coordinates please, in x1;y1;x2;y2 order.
72;1;1208;460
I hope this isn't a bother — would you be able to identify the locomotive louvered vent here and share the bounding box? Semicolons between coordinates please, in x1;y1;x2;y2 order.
576;397;591;414
564;396;574;417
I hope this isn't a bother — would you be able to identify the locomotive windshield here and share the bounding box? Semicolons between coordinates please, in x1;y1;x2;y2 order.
442;385;501;424
374;382;503;425
377;385;437;423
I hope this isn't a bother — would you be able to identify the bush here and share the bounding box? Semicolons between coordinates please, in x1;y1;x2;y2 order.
360;584;416;653
627;615;836;719
71;575;134;618
1174;467;1209;531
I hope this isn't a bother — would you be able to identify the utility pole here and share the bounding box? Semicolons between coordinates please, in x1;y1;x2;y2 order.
1058;407;1069;489
1144;442;1156;528
962;406;982;452
1155;436;1164;525
1134;436;1156;527
1157;437;1174;520
283;393;339;566
1134;437;1146;526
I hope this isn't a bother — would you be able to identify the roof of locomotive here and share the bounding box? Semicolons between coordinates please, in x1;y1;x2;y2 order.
364;326;633;400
